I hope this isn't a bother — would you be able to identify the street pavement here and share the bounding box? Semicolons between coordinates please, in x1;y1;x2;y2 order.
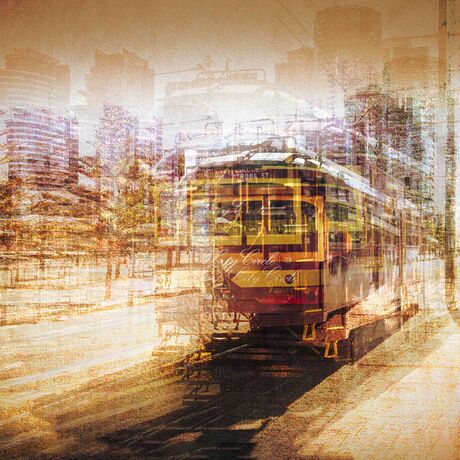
252;309;460;459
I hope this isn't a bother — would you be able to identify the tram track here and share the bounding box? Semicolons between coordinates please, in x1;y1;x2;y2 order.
97;328;339;458
100;308;440;459
104;370;294;458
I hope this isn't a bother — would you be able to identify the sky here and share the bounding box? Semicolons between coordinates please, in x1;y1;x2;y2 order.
0;0;440;105
1;0;460;223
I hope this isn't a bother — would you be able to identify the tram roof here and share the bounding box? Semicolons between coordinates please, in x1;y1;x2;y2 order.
198;150;294;166
195;149;416;212
199;149;368;192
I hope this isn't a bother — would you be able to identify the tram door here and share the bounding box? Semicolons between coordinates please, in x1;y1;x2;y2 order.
323;199;348;312
301;201;318;253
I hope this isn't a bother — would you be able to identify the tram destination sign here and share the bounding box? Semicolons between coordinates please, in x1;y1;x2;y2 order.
222;168;272;180
195;165;280;180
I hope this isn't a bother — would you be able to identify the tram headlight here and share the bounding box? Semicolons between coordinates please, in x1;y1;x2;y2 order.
285;274;295;284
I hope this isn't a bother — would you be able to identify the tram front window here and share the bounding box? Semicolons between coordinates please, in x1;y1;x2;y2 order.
244;201;263;235
215;202;241;236
269;200;296;234
192;202;210;236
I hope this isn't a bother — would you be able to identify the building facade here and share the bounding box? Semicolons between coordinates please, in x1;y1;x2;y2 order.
0;49;70;113
345;87;435;215
275;48;316;101
1;107;78;189
84;50;155;118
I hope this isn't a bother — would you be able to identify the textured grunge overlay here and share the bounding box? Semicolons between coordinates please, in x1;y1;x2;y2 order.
0;1;459;459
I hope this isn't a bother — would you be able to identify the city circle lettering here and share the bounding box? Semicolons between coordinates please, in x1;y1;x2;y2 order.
204;248;300;287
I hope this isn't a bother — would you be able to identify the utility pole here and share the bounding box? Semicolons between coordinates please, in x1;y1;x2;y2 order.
439;0;457;309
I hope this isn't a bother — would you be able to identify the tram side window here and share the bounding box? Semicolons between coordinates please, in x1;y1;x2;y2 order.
215;202;241;236
326;203;349;222
349;228;365;246
348;211;365;246
244;201;263;235
269;200;296;234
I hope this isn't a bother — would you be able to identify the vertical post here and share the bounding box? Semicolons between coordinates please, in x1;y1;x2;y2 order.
105;240;112;301
439;0;457;309
399;209;406;309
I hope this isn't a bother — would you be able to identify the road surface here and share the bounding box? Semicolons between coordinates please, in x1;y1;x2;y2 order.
0;259;458;459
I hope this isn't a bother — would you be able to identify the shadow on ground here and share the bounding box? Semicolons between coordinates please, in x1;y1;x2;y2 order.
87;310;456;460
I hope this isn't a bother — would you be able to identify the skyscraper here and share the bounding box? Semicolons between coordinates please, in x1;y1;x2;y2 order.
78;50;158;168
275;48;316;101
314;5;383;101
314;6;383;68
84;50;155;118
385;46;438;92
94;104;163;173
1;107;78;189
0;49;70;113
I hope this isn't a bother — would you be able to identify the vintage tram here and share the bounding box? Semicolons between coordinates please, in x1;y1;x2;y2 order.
185;137;421;358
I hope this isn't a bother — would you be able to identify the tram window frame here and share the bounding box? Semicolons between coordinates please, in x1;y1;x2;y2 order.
268;199;297;235
348;208;365;247
326;202;349;222
301;201;317;252
158;192;178;237
214;200;243;236
191;200;211;236
244;199;264;235
337;187;349;201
